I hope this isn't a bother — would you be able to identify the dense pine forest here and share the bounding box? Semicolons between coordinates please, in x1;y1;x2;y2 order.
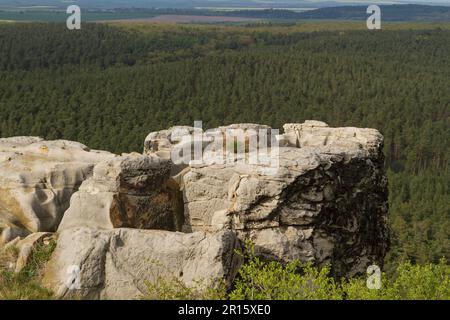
0;23;448;272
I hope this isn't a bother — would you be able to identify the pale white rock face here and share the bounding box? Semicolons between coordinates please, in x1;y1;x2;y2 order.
0;137;116;243
144;126;197;157
282;121;383;152
143;124;273;156
0;120;389;292
144;126;202;176
143;124;274;174
58;154;183;232
145;121;389;277
43;227;242;300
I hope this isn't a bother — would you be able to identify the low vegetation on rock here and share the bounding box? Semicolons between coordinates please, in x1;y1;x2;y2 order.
1;241;448;300
0;240;55;300
142;248;450;300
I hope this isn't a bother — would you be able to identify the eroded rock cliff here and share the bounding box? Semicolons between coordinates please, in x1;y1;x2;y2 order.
146;121;389;277
0;137;115;244
0;121;390;299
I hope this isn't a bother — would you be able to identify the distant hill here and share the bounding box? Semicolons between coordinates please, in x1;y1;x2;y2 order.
294;5;450;22
174;4;450;22
1;4;449;23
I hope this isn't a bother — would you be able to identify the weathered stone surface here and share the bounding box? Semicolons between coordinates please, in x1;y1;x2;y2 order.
282;121;382;151
43;227;242;300
14;232;54;273
144;126;197;156
143;124;272;157
144;124;274;173
58;154;183;232
0;231;54;273
144;121;389;277
1;120;390;292
0;137;115;243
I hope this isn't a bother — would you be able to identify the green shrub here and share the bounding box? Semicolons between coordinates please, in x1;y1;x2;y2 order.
229;258;342;300
391;258;450;300
141;243;449;301
343;259;450;300
232;250;449;300
229;242;342;300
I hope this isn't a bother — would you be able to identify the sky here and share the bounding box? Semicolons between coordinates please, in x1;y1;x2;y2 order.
309;0;450;4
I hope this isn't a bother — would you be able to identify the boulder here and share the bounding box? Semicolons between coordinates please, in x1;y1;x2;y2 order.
0;137;115;243
58;154;184;232
43;227;242;300
145;121;389;277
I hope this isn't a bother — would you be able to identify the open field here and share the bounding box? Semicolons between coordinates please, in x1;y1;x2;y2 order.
108;14;261;24
109;20;450;34
0;10;159;22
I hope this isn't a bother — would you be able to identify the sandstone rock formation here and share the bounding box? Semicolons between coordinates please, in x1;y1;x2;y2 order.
43;227;241;299
146;121;389;277
144;124;274;175
58;154;183;232
0;137;115;244
144;124;272;157
0;121;390;299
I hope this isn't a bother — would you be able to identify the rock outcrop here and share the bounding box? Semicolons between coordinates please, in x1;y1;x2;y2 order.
146;121;389;276
43;227;241;299
0;137;115;244
0;121;390;299
58;154;183;232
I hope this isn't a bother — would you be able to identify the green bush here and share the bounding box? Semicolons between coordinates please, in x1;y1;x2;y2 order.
392;259;450;299
2;239;448;300
230;251;449;300
141;242;449;301
229;257;342;300
344;258;450;300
